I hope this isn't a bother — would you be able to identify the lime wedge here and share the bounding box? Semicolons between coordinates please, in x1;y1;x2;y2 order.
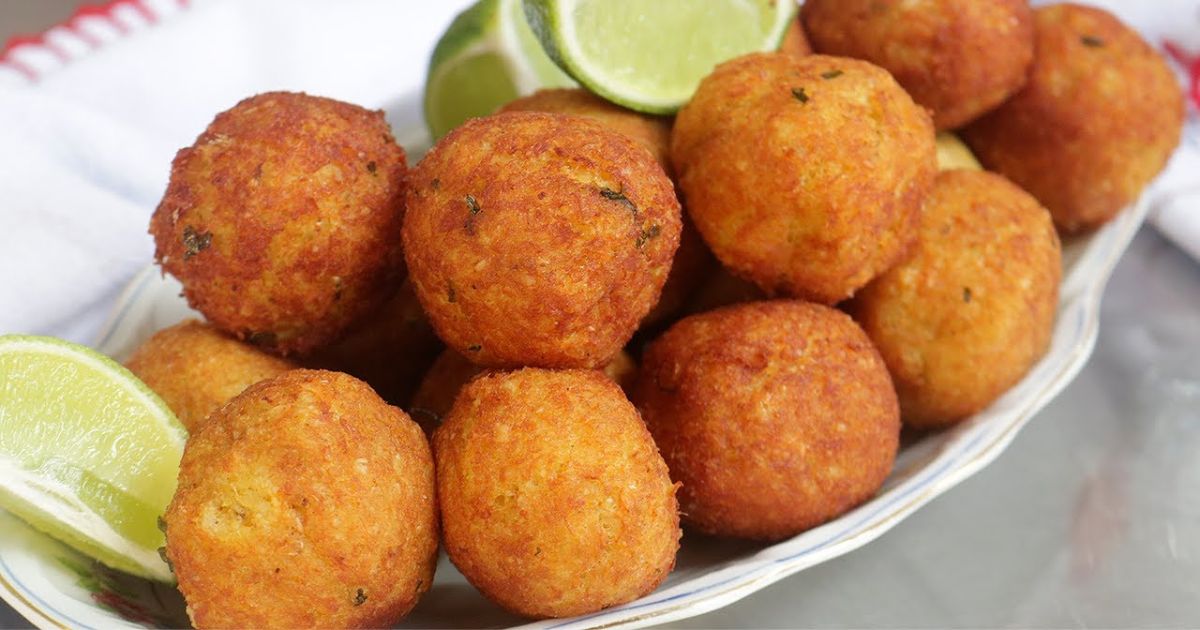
523;0;797;114
0;335;186;582
936;132;982;171
425;0;576;140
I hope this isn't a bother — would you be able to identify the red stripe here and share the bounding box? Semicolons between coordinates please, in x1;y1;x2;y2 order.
0;0;190;82
2;34;70;61
1164;40;1200;112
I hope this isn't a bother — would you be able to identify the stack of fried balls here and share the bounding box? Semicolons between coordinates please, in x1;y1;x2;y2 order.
132;2;1182;627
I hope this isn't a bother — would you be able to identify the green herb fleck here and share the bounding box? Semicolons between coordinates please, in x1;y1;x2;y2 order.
247;330;278;348
821;69;844;80
962;287;973;303
636;224;662;249
431;178;441;190
181;226;212;260
600;187;637;214
466;344;482;353
791;87;809;103
464;195;482;234
366;160;377;174
447;283;457;303
157;547;173;574
1081;35;1104;47
409;407;441;427
354;589;367;606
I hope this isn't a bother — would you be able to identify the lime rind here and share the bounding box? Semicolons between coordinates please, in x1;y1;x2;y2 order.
424;0;575;140
0;460;172;582
0;334;185;582
524;0;798;114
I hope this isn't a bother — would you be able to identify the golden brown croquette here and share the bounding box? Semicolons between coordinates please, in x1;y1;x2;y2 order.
410;348;638;434
671;53;935;305
634;301;900;541
778;16;814;57
403;112;681;368
499;88;673;172
125;319;296;432
850;170;1062;428
150;92;408;355
497;90;714;326
962;4;1184;233
434;368;679;618
163;370;437;629
802;0;1034;130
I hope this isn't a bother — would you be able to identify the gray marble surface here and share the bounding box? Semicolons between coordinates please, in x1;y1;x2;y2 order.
1;2;1197;628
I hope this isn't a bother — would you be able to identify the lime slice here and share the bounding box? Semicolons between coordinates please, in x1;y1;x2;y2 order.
425;0;576;140
523;0;797;114
0;335;187;582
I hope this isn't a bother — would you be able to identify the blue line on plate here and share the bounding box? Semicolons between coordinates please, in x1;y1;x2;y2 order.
0;552;99;630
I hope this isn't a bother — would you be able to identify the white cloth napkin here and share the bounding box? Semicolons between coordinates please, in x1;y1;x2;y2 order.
0;0;1196;346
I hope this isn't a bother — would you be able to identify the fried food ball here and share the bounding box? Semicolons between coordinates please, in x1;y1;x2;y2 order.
163;370;437;629
125;319;296;432
640;216;717;327
497;91;714;326
150;92;408;355
435;368;679;618
304;278;443;407
778;15;813;57
499;88;672;172
403;112;682;368
410;348;638;433
634;301;899;541
671;53;935;305
849;170;1062;429
936;132;982;171
802;0;1033;130
962;4;1185;234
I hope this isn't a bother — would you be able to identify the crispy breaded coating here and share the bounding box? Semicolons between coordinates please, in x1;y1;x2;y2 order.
634;301;899;541
850;170;1062;428
150;92;408;354
403;112;681;368
499;88;673;172
410;348;637;434
640;216;716;327
802;0;1034;130
125;319;295;432
163;370;437;629
497;90;715;326
303;278;443;407
671;53;935;304
435;368;679;618
962;4;1184;233
778;15;813;57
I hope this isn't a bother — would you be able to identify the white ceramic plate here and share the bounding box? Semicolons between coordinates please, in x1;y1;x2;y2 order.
0;133;1150;628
